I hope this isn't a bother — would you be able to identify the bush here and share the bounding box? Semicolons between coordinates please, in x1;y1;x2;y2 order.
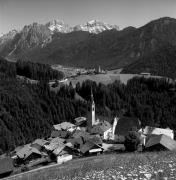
124;131;141;152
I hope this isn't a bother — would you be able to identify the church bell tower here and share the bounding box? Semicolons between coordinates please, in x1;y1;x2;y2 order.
91;89;96;126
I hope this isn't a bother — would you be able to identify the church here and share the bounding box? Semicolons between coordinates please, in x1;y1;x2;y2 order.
88;90;116;140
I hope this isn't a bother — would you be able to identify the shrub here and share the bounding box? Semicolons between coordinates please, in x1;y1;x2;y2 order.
124;131;141;151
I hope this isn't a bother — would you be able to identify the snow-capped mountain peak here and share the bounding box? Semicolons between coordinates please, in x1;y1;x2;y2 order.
74;20;119;34
46;20;72;33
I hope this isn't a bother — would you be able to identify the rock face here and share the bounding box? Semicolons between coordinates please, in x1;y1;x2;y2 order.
73;20;119;34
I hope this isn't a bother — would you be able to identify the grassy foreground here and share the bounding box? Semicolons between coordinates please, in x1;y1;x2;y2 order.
5;151;176;180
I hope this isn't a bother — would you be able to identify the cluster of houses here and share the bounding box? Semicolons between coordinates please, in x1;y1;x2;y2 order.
1;92;176;178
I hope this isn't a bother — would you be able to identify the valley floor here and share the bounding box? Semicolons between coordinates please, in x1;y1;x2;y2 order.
4;151;176;180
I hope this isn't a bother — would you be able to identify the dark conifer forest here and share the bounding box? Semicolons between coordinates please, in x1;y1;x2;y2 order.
0;57;176;154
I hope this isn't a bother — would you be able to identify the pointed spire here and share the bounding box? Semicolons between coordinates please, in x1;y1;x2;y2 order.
91;87;94;103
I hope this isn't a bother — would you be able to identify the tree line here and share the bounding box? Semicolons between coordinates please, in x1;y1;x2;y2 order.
0;57;64;81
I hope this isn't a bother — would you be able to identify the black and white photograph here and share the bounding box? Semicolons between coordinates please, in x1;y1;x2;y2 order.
0;0;176;179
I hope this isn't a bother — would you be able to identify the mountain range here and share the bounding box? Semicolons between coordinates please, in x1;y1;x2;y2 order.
1;17;176;78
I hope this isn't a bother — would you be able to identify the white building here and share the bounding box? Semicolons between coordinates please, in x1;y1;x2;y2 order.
142;126;174;139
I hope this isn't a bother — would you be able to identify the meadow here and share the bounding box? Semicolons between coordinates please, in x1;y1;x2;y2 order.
5;151;176;180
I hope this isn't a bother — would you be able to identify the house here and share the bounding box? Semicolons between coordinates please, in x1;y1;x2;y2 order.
145;134;176;151
74;117;87;127
53;122;76;132
115;116;141;137
0;157;14;178
16;145;43;162
31;139;48;151
80;141;98;154
80;134;103;154
142;126;174;139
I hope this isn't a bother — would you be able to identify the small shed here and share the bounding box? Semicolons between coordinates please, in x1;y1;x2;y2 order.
0;157;14;178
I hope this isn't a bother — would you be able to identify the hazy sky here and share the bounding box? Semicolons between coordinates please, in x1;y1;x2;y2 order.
0;0;176;34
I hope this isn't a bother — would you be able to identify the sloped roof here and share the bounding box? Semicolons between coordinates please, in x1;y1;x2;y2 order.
143;126;174;139
31;139;48;147
115;116;141;136
74;117;87;126
67;137;84;147
53;144;65;156
53;122;75;131
87;134;103;145
80;142;95;154
51;130;69;138
91;121;111;135
44;137;65;151
72;130;90;140
16;145;42;159
145;134;176;151
0;157;13;175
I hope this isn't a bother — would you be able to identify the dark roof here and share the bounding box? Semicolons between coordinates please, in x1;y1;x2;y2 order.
72;130;90;140
87;135;103;145
31;139;48;147
80;142;95;154
51;130;69;138
91;121;111;135
0;157;14;175
145;134;176;151
115;116;141;136
16;145;42;159
67;137;84;146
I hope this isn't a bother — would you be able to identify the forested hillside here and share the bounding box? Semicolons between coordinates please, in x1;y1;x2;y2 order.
1;66;176;154
122;45;176;79
0;57;64;81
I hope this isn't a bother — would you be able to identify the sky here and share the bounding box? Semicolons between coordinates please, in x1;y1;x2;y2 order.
0;0;176;34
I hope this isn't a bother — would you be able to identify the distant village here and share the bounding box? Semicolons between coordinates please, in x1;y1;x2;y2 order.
1;90;176;179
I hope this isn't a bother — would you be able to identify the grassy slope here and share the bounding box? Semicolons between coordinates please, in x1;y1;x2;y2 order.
5;151;176;180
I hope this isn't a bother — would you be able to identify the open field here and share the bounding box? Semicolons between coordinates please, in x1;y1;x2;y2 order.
4;151;176;180
68;73;138;87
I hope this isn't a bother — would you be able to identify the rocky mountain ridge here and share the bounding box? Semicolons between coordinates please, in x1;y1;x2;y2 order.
1;17;176;78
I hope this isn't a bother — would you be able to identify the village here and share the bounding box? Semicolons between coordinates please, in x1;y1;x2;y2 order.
0;91;176;179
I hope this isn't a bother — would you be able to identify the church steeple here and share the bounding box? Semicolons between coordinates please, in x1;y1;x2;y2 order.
91;88;96;126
